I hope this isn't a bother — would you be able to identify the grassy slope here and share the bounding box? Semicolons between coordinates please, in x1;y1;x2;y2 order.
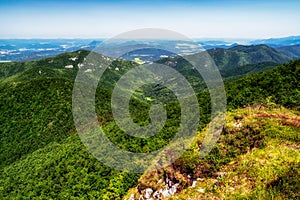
168;107;299;200
124;107;299;200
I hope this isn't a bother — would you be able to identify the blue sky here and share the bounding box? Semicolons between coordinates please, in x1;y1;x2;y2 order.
1;0;300;39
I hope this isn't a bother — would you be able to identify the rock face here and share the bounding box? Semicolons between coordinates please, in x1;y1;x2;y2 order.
133;177;180;199
145;188;153;199
64;65;73;69
128;194;135;200
191;180;197;188
198;188;205;193
159;183;179;198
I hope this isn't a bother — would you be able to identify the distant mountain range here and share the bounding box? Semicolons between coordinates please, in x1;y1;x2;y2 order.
157;44;299;84
0;39;95;62
251;35;300;47
1;42;297;107
1;44;299;86
1;35;300;62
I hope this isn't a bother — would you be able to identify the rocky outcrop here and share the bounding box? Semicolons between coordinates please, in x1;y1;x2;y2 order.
128;177;180;200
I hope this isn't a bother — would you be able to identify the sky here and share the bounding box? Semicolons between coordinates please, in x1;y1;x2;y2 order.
1;0;300;39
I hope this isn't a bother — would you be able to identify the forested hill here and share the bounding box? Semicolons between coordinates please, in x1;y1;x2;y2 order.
157;44;298;86
225;59;300;110
0;49;299;199
207;44;291;70
277;44;300;59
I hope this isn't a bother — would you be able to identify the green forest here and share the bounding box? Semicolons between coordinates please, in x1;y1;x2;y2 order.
0;47;299;199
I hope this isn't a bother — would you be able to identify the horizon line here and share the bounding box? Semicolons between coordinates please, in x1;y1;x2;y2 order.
0;35;299;41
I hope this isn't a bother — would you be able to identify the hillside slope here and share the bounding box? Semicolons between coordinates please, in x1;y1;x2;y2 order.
125;107;300;199
156;44;295;94
226;59;300;110
168;107;300;200
207;44;291;70
173;107;299;199
0;51;299;199
277;44;300;59
0;133;140;199
0;50;89;82
124;59;300;199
